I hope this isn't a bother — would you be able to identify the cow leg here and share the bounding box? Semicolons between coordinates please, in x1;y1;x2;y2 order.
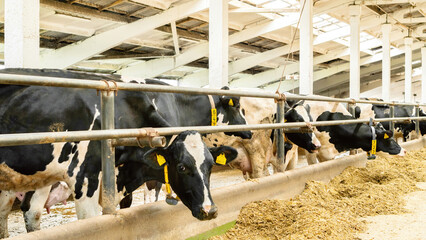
0;191;15;238
21;186;51;232
74;188;101;219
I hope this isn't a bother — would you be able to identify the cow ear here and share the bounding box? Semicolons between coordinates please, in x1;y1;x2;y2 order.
209;146;238;165
142;148;170;169
377;130;393;139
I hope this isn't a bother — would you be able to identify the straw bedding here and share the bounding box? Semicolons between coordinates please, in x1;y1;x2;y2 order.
212;148;426;240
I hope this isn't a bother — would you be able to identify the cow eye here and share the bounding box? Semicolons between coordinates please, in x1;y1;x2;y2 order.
177;163;186;173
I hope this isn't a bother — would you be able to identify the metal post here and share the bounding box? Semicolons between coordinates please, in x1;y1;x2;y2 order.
347;102;356;155
415;106;420;137
101;90;116;215
390;105;395;138
276;100;285;169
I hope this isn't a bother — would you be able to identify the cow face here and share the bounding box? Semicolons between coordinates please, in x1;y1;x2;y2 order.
375;124;405;156
143;131;238;220
216;87;252;139
284;103;321;153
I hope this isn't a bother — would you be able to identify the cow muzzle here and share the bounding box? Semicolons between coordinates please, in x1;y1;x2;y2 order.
397;148;407;156
197;205;218;221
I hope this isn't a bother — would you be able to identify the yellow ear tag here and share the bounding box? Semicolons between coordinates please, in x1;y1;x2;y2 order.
371;140;377;155
211;108;217;126
228;99;234;106
284;119;287;123
216;153;227;165
156;154;166;166
384;133;389;139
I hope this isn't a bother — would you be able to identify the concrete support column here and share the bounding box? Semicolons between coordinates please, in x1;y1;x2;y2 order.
349;4;361;100
209;0;228;88
4;0;40;68
299;0;313;95
381;23;392;102
404;37;413;102
421;47;426;104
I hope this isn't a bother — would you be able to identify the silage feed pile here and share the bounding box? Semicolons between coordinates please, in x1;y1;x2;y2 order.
212;148;426;240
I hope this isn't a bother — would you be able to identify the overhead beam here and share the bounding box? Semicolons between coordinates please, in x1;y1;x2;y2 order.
170;21;180;55
356;0;426;5
118;1;350;78
180;42;300;86
313;49;422;94
39;0;209;69
118;15;302;78
40;0;131;23
232;28;406;89
264;42;423;92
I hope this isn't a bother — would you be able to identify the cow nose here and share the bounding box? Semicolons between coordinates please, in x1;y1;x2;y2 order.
314;143;321;150
200;205;218;220
398;148;407;156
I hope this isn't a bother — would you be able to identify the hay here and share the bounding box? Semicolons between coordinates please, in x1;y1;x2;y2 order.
211;148;426;240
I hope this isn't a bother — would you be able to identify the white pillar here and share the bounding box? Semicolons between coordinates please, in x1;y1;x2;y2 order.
209;0;228;88
299;0;313;95
381;23;392;102
4;0;40;68
404;37;413;102
349;4;361;100
421;47;426;104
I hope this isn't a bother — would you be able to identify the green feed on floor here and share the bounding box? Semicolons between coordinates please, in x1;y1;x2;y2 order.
186;221;236;240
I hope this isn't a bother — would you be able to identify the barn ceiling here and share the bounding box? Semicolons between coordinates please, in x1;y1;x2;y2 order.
0;0;424;97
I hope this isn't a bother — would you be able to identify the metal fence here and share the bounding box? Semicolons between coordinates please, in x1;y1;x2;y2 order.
0;72;426;214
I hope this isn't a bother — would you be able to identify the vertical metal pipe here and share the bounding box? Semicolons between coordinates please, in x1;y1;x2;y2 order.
415;106;420;137
101;90;116;214
390;105;395;138
276;101;285;168
347;102;356;155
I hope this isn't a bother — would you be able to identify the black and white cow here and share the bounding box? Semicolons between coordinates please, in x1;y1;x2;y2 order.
0;69;247;237
203;98;321;178
116;131;238;220
296;101;406;165
359;102;416;141
144;79;252;140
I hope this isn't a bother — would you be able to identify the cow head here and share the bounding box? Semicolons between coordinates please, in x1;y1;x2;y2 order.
215;87;252;139
374;123;406;156
284;101;321;153
120;131;238;220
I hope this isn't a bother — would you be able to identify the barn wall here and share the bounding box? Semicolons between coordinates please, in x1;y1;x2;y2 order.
9;137;426;240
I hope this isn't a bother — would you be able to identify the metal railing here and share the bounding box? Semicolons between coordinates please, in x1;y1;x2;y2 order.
0;72;425;214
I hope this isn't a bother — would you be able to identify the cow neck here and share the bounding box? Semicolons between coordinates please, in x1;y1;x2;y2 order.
368;124;377;160
208;95;217;126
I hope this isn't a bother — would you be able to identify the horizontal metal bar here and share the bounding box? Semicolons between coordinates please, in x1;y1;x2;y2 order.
283;127;312;133
1;117;425;147
0;129;150;147
0;73;283;99
0;73;425;107
113;137;166;147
